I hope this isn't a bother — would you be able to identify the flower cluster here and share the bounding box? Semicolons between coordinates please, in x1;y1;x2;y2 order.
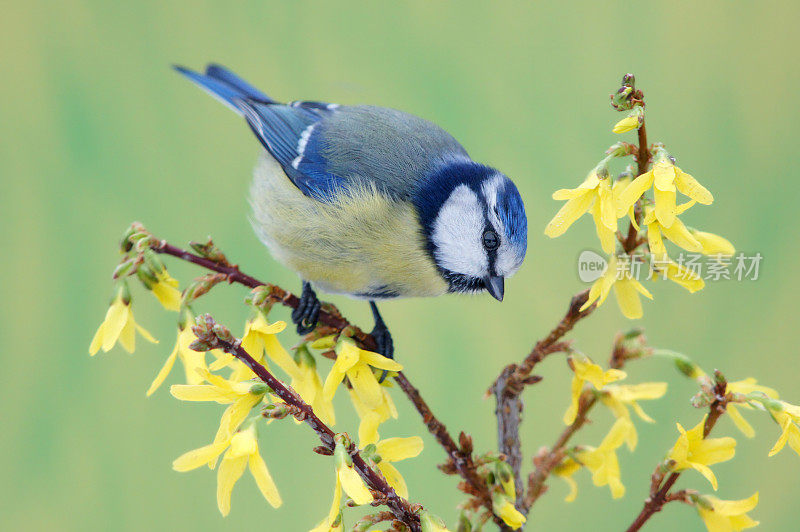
553;354;667;500
89;238;425;530
545;79;734;319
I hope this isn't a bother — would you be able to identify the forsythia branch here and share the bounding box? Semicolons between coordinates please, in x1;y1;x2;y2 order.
149;236;502;524
490;289;595;517
190;313;422;530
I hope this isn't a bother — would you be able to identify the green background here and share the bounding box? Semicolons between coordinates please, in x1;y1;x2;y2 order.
2;1;798;530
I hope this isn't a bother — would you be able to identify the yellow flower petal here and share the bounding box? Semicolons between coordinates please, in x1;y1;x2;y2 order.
654;187;677;228
614;278;644;319
692;230;735;256
170;384;238;403
152;274;182;311
249;452;282;508
322;342;361;402
492;496;526;529
591;199;617;254
615;171;654;217
217;451;248;516
378;461;408;499
544;192;595;238
693;462;719;491
338;464;373;505
173;440;229;472
727;405;755;438
262;334;302;380
102;299;130;352
652;161;677;191
711;492;759;516
675;170;713;205
147;340;180;396
613;114;639;134
89;322;105;356
347;362;383;410
375;437;424;462
562;475;578;502
118;318;137;353
358;350;403;372
647;222;667;257
660;218;703;252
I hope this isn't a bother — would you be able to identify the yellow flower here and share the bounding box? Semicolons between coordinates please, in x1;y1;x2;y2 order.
564;355;627;425
292;346;335;426
230;312;302;381
601;382;668;450
492;492;526;530
767;401;800;458
613;114;640;134
150;270;182;311
171;370;267;458
667;416;736;490
580;255;653;319
334;441;373;506
367;437;423;499
556;418;634;501
323;337;402;414
697;492;759;532
173;424;281;516
616;157;713;228
89;285;157;355
146;311;209;396
725;378;778;438
574;417;634;499
545;170;618;247
644;203;702;257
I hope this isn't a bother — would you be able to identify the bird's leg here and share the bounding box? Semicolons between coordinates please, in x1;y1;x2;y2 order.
369;301;394;383
292;281;321;335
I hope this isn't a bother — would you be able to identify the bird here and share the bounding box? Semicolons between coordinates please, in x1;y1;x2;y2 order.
175;64;528;363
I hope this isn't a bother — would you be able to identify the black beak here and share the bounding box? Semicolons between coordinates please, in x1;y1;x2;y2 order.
483;275;505;302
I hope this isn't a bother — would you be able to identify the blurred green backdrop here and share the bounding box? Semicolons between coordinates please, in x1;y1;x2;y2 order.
2;1;799;530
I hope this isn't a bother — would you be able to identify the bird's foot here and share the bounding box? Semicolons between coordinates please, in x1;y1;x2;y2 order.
291;282;321;335
369;301;394;383
371;320;394;361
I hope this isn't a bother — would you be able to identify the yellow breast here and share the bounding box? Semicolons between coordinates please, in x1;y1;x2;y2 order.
249;155;448;299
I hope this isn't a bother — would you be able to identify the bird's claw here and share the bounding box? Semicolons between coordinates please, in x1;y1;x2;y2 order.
370;320;394;383
292;282;320;335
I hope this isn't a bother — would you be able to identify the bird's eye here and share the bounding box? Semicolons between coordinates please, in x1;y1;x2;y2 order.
482;229;500;251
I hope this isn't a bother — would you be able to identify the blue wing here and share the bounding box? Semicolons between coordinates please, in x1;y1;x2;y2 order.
175;64;344;199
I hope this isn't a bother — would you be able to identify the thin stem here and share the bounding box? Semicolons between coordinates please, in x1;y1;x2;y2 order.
196;315;421;531
623;116;649;254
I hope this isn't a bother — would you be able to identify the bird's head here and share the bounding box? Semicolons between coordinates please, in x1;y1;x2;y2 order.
415;160;528;301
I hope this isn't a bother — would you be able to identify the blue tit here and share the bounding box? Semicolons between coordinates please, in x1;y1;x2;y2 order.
175;64;527;360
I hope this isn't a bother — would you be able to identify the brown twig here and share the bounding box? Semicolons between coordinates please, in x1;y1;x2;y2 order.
490;289;594;515
191;314;421;531
148;237;499;524
624;373;729;532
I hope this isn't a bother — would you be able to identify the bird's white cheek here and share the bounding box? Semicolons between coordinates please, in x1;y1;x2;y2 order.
431;185;487;277
496;245;524;278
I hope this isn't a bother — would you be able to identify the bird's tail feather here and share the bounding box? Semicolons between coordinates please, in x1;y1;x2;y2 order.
173;64;275;114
